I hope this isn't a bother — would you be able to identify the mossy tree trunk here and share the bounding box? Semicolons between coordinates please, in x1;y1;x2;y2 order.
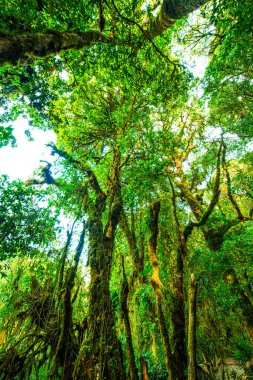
148;201;174;379
170;248;187;380
150;0;209;37
223;268;253;347
37;143;125;379
140;357;149;380
170;181;188;380
121;209;150;377
120;257;139;380
0;0;210;64
188;274;197;380
74;146;125;380
167;144;223;379
0;32;109;64
120;209;145;279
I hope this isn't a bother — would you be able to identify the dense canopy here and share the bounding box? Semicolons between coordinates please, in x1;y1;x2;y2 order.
0;0;253;379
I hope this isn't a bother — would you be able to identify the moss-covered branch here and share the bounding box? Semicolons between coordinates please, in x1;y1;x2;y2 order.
0;31;110;64
150;0;210;36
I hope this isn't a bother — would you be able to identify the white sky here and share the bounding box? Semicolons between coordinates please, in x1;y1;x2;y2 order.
188;55;209;78
0;117;56;181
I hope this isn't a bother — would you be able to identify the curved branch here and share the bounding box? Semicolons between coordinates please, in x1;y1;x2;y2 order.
150;0;210;37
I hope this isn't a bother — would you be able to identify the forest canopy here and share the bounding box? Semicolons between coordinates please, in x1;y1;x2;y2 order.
0;0;253;379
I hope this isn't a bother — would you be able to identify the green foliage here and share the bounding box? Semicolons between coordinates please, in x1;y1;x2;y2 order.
0;176;58;260
205;0;253;136
0;0;94;34
0;125;16;147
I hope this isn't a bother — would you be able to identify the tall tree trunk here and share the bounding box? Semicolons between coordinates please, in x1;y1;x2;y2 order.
167;144;223;379
120;258;139;380
148;201;174;379
121;209;150;376
121;210;141;275
140;357;149;380
121;209;146;282
188;274;197;380
170;180;188;380
170;245;187;380
74;147;125;380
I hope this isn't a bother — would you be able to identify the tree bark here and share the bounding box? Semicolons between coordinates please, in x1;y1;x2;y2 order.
188;274;197;380
0;1;210;64
170;247;187;380
73;147;125;380
150;0;209;37
120;210;141;274
140;357;149;380
121;210;146;284
170;180;187;380
0;31;110;64
120;258;139;380
148;201;174;379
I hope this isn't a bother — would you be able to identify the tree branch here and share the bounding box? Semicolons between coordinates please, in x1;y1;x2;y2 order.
0;1;210;65
150;0;210;37
47;142;106;197
184;142;222;239
0;31;110;64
